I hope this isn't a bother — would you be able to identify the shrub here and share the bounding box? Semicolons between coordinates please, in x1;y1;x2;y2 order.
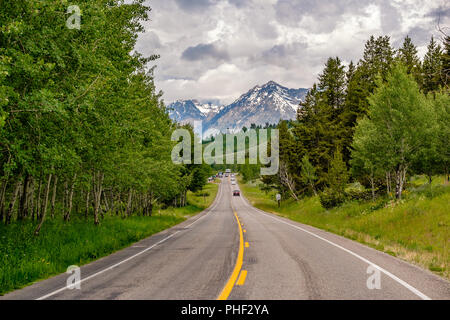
346;189;376;201
319;188;346;209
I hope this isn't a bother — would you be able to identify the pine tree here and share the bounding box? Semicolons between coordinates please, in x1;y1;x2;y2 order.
346;61;356;86
422;36;443;94
397;35;421;83
327;147;349;194
300;155;318;196
360;35;395;86
441;36;450;88
318;57;346;111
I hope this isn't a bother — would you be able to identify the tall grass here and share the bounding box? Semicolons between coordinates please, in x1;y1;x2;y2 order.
0;183;219;295
239;176;449;279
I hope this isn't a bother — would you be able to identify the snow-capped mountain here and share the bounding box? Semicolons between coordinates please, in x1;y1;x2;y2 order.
167;100;223;124
167;100;205;124
204;81;307;137
195;101;224;117
167;81;308;137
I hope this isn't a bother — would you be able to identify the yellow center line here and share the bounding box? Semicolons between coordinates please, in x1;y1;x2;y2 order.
236;270;247;286
217;210;244;300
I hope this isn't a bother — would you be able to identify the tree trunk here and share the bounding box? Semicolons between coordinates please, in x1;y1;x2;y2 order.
370;175;375;202
126;188;133;217
51;175;58;219
102;189;110;213
0;178;8;223
109;189;115;215
386;171;390;196
18;175;30;220
310;183;317;196
85;188;90;219
395;165;407;200
34;177;42;221
148;191;153;217
62;181;68;218
28;177;35;220
64;174;76;221
115;192;120;216
279;162;298;201
5;179;21;225
92;171;104;225
34;174;52;235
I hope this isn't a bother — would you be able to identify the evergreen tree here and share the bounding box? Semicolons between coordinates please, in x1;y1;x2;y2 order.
441;35;449;88
422;36;443;94
352;64;436;199
318;57;347;111
300;155;318;196
327;147;349;194
397;35;421;83
346;61;356;86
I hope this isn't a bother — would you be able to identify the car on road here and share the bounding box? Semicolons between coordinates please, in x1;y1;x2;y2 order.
233;190;240;196
231;181;236;185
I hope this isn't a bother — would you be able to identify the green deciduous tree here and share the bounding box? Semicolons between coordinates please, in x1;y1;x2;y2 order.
352;64;436;199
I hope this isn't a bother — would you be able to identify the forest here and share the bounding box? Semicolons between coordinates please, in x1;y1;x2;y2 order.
1;0;449;294
250;34;450;208
0;0;212;235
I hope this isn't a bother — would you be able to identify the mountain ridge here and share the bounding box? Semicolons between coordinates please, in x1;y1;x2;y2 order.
167;81;308;137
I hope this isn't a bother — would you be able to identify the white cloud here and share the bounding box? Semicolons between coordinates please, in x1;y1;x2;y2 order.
137;0;448;104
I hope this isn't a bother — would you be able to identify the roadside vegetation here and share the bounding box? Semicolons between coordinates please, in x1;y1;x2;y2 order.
239;176;449;279
0;182;218;295
234;33;449;280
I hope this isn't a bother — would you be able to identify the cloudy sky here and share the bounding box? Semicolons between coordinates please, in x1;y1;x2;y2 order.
135;0;449;105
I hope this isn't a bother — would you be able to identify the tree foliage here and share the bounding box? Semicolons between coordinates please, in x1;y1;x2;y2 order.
0;1;209;232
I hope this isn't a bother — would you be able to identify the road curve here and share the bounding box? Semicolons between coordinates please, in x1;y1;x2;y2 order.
2;178;449;300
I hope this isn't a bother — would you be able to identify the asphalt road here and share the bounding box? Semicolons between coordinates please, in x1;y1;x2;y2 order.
2;178;450;300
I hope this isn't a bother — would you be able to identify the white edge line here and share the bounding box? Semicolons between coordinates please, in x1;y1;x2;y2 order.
36;182;224;300
237;192;431;300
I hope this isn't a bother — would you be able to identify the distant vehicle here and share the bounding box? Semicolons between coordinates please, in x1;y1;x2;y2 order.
233;190;240;196
231;177;235;181
231;181;236;185
225;169;231;173
225;173;229;177
218;172;223;176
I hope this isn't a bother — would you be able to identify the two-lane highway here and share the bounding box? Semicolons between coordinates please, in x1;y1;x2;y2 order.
2;177;450;300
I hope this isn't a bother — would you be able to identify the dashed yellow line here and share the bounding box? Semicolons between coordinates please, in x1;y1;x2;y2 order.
217;210;244;300
236;270;247;286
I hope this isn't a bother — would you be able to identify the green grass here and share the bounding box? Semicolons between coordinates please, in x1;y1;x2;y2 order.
239;176;449;279
0;182;219;295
